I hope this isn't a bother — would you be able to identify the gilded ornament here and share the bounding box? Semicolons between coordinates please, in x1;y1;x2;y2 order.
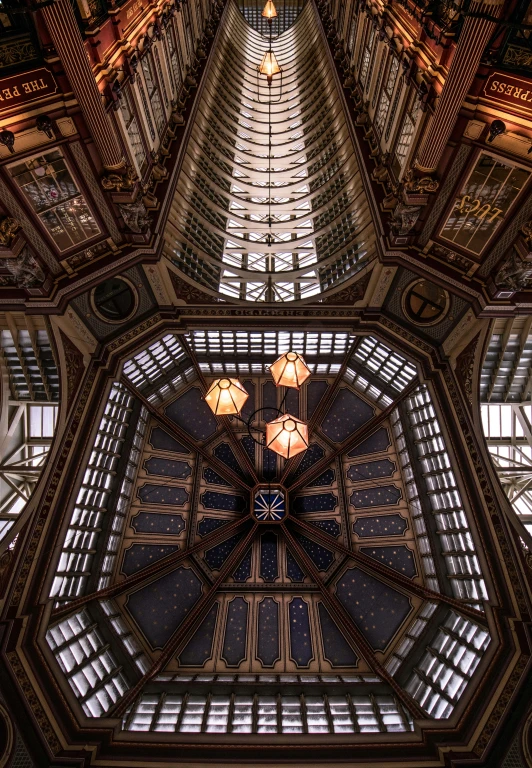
101;165;137;192
0;216;20;247
403;167;439;193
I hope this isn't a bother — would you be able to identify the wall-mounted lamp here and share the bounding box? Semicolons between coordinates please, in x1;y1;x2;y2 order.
0;130;15;154
487;119;506;143
36;115;53;139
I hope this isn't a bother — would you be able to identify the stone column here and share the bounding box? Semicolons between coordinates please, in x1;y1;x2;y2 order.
42;0;125;171
415;0;504;174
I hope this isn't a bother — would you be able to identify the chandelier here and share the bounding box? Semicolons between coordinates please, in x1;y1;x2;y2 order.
204;351;311;459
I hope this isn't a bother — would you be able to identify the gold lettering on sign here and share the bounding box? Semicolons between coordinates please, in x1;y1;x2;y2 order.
455;195;503;223
126;0;143;19
0;69;56;110
484;72;532;115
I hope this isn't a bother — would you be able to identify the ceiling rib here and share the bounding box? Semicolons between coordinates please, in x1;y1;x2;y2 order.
178;335;260;484
120;376;249;492
51;513;253;621
282;526;426;721
289;517;486;624
288;379;419;492
109;523;259;719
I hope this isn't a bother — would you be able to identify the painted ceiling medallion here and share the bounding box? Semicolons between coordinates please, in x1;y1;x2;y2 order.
253;486;286;521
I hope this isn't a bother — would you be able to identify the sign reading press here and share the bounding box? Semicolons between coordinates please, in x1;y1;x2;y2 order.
483;72;532;116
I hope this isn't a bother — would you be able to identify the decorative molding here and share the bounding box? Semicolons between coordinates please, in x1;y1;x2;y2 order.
442;309;476;356
6;652;61;755
369;266;397;307
320;270;373;304
58;329;85;408
143;264;171;304
455;331;480;406
69;141;122;245
65;307;97;352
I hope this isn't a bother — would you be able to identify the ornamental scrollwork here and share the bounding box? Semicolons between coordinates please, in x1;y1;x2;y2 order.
0;216;20;247
403;168;439;193
101;165;137;192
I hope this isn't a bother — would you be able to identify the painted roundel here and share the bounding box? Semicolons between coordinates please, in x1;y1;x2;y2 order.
403;279;449;326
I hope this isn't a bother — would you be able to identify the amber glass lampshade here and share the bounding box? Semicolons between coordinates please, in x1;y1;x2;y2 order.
269;351;311;389
258;51;282;79
205;378;249;416
266;414;309;459
262;0;278;18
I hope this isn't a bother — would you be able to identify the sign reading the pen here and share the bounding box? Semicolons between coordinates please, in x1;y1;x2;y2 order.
0;68;58;113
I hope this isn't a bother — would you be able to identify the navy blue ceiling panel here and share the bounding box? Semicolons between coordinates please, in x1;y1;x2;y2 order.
360;546;417;578
262;380;278;422
197;517;231;537
353;514;408;538
286;388;299;418
307;468;335;487
204;532;244;570
350;485;402;509
143;457;192;480
233;548;252;582
318;603;358;667
240;435;255;463
307;380;328;419
286;549;305;581
257;597;280;667
131;512;185;535
165;387;218;441
138;484;190;506
321;388;374;443
240;380;256;423
203;467;231;486
309;519;341;538
290;443;325;481
292;493;337;514
122;544;179;576
126;567;203;649
260;532;278;582
178;603;219;666
201;491;247;512
295;533;334;571
335;567;412;650
347;427;390;457
289;598;313;667
149;427;191;455
347;459;395;483
262;446;277;481
213;442;247;480
222;597;248;667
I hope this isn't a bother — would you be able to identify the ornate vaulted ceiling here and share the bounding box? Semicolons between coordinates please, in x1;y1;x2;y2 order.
32;324;502;758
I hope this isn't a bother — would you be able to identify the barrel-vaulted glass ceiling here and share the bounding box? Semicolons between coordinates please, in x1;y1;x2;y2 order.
164;0;376;302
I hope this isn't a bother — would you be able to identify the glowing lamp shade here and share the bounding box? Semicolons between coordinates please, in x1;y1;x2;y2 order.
262;0;278;18
266;414;309;459
258;51;282;79
204;378;249;416
269;351;311;389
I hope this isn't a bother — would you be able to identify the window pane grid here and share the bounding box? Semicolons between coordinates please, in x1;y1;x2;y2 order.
123;692;414;733
50;384;136;603
405;611;490;719
46;609;129;717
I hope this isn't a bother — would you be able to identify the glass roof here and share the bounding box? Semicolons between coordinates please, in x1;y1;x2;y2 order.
164;0;376;302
